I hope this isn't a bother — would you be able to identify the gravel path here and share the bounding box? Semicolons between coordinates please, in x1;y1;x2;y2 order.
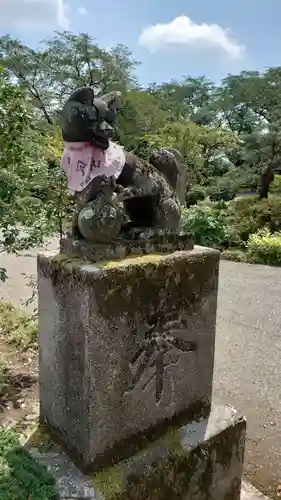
1;242;281;498
213;260;281;498
0;238;59;311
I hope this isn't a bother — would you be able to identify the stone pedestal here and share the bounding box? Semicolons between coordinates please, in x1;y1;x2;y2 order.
37;246;219;471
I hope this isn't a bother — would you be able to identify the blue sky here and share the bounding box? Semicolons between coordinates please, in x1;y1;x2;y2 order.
1;0;280;86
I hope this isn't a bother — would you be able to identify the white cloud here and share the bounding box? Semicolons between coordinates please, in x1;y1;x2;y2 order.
78;6;88;16
138;15;244;59
0;0;70;30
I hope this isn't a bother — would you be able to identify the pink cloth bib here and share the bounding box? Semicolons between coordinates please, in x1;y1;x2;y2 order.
60;140;126;193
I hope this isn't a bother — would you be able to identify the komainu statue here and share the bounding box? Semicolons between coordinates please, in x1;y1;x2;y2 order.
59;87;186;244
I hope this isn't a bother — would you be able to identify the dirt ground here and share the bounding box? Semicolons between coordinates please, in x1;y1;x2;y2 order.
0;339;39;428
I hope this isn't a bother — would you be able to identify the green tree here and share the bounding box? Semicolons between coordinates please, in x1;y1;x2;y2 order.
151;121;238;185
0;69;68;262
151;76;216;124
0;32;139;125
116;89;170;150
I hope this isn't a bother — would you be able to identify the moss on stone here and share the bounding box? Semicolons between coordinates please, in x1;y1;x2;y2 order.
27;424;59;453
40;252;166;277
91;463;125;498
95;253;164;269
51;253;85;269
90;427;183;499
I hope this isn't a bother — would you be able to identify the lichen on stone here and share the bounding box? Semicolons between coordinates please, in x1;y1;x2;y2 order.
95;253;165;269
90;426;183;499
26;424;59;453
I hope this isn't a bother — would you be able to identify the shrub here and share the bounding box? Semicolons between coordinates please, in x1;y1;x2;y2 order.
181;204;227;248
185;185;206;207
0;427;58;500
270;174;281;194
202;175;217;187
208;180;237;202
226;195;281;242
207;157;232;177
247;229;281;266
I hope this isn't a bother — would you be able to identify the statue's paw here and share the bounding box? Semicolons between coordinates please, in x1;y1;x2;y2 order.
77;198;123;244
97;174;116;189
155;198;181;231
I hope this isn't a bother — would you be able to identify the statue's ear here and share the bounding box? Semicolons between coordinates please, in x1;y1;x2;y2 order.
98;91;122;124
68;86;94;104
99;91;122;111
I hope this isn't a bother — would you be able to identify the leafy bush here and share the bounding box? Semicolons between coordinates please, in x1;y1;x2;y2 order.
270;174;281;194
181;201;244;249
185;185;206;207
207;156;233;177
0;427;59;500
202;175;217;187
247;229;281;266
226;195;281;242
207;179;237;202
181;204;227;248
217;167;259;192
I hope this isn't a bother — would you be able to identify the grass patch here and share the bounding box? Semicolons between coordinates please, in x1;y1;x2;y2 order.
0;426;59;500
0;302;37;350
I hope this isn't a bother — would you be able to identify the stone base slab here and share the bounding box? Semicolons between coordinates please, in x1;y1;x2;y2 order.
26;404;247;500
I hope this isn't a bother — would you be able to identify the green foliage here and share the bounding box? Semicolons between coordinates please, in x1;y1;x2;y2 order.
150;121;238;185
270;174;281;194
0;302;37;350
151;76;216;123
0;33;138;124
0;71;70;253
0;426;58;500
181;204;228;248
208;179;237;202
185;185;206;207
116;90;169;150
247;229;281;266
226;195;281;242
210;164;256;191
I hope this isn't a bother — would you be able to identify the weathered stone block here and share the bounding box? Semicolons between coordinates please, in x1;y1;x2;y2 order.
37;246;219;470
26;404;246;500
